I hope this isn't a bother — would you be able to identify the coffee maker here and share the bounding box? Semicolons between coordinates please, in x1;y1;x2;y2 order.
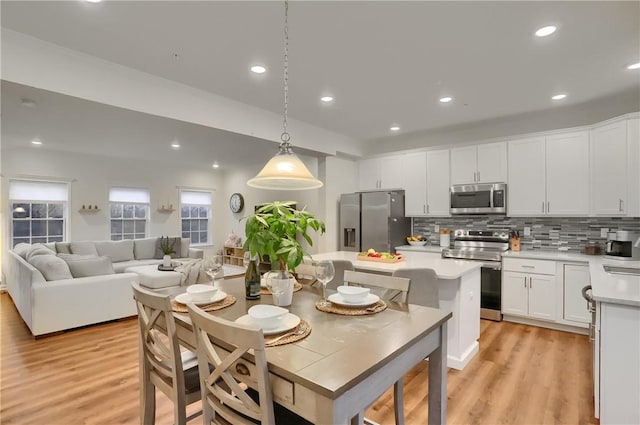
605;230;640;260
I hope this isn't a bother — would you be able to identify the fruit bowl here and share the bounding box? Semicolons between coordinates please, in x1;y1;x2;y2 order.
408;240;427;246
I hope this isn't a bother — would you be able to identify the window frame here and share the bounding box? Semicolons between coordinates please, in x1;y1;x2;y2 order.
180;189;212;246
109;187;150;241
8;179;69;247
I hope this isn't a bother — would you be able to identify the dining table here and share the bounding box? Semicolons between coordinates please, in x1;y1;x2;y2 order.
171;277;452;425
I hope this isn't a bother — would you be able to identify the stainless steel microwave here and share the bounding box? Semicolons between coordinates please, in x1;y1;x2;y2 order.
450;183;507;214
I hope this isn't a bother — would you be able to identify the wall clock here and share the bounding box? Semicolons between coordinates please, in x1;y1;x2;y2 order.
229;193;245;213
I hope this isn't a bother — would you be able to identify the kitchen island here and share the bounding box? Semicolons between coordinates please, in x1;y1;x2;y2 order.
311;251;481;370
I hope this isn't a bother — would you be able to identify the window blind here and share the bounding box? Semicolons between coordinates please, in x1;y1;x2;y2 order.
9;180;68;202
180;190;212;206
109;187;150;203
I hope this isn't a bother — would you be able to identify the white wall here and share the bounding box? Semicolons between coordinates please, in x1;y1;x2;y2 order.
1;148;223;256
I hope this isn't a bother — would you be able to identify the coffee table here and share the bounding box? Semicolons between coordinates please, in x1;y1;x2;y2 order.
125;264;182;290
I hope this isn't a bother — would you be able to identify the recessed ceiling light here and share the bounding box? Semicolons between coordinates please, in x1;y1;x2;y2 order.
31;139;42;145
320;96;334;103
390;126;400;131
535;25;557;37
212;162;220;169
551;93;567;101
627;62;640;70
250;65;267;74
171;142;181;149
439;96;453;103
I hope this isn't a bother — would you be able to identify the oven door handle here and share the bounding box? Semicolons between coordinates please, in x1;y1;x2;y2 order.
481;261;502;271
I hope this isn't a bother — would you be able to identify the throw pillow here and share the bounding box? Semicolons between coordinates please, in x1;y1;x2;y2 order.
154;237;182;259
43;242;57;253
28;255;73;281
95;240;134;263
26;244;56;261
57;254;115;278
55;242;72;254
70;241;99;256
133;238;157;260
13;243;32;258
180;238;190;258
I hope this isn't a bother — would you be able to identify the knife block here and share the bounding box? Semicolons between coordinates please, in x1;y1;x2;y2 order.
511;237;521;251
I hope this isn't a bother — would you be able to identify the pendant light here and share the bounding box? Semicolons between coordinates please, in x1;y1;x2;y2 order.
247;0;323;191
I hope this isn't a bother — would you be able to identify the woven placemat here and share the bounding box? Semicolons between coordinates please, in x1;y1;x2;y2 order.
260;281;302;296
264;320;311;347
315;299;387;316
172;294;237;313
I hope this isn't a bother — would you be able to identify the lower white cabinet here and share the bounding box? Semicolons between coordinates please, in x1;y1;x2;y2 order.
503;271;556;321
562;264;590;325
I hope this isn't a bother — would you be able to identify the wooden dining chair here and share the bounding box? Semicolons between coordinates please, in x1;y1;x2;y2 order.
392;268;440;308
186;303;312;425
131;283;201;425
326;259;355;290
342;270;411;425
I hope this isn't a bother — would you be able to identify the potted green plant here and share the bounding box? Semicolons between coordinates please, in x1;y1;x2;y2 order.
159;236;177;267
243;201;326;271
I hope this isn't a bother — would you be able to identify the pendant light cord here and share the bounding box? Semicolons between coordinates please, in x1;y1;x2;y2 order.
281;0;291;147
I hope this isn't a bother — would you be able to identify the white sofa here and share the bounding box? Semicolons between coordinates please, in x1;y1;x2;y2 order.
4;237;203;336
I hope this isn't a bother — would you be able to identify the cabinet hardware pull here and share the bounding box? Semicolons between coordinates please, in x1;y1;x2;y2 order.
547;201;550;213
473;172;476;182
522;265;535;268
477;171;480;182
619;199;624;212
529;277;532;288
542;201;545;213
524;277;527;288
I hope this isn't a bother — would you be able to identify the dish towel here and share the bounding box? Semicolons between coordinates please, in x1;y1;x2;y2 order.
174;259;210;286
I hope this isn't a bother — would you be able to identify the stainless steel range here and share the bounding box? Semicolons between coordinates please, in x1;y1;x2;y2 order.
442;229;510;321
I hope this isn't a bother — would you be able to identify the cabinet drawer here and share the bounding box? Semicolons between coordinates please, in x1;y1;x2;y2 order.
503;258;556;275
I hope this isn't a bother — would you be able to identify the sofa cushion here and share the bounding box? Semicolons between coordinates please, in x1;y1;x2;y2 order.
95;240;134;263
133;238;158;260
113;259;162;273
43;242;57;253
58;254;115;278
56;242;72;254
26;244;56;261
70;241;99;256
13;243;32;258
154;237;182;259
28;254;73;281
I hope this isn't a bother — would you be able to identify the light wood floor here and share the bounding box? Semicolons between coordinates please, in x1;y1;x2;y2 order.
0;293;597;425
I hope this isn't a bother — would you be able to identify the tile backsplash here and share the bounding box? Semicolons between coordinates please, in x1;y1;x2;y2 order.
412;216;640;252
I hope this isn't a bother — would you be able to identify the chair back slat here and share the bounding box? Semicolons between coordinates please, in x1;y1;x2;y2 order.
343;270;411;302
326;260;355;290
188;303;276;425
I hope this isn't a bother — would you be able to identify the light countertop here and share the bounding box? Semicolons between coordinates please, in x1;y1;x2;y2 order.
310;251;481;280
395;245;446;253
502;250;594;263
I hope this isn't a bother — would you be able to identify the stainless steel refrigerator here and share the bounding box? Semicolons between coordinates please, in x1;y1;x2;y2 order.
339;191;411;253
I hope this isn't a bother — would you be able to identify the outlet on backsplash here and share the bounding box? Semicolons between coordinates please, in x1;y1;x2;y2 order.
524;227;531;236
434;224;440;232
600;228;609;238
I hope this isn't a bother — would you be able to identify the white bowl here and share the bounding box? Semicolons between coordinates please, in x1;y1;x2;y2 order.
186;284;218;302
408;240;427;246
248;305;289;329
337;285;370;302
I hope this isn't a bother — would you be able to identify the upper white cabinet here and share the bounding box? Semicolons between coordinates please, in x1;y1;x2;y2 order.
450;142;507;185
358;155;403;190
508;131;589;216
507;137;547;215
590;121;628;215
403;152;428;216
426;149;451;216
546;131;590;215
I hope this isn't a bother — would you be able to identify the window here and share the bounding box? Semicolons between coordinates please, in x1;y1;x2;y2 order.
109;187;149;240
180;190;212;245
9;180;68;247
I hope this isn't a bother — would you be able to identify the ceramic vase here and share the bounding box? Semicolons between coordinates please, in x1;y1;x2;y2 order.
163;254;172;267
264;270;294;306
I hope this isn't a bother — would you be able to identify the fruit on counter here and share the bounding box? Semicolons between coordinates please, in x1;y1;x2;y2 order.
360;249;404;259
407;235;425;241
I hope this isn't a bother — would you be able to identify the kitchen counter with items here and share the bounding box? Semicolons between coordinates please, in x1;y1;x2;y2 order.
311;250;481;370
395;244;446;254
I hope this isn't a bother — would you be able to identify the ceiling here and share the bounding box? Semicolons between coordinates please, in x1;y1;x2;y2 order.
2;1;639;144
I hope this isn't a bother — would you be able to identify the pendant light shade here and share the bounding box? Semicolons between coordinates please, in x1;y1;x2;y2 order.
247;0;323;191
247;143;323;190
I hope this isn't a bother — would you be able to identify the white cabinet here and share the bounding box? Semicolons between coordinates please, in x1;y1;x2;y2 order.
450;142;507;185
426;149;450;216
590;121;629;215
508;131;589;216
502;258;556;321
358;155;403;190
546;131;590;215
507;137;546;215
403;152;427;216
562;264;590;326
